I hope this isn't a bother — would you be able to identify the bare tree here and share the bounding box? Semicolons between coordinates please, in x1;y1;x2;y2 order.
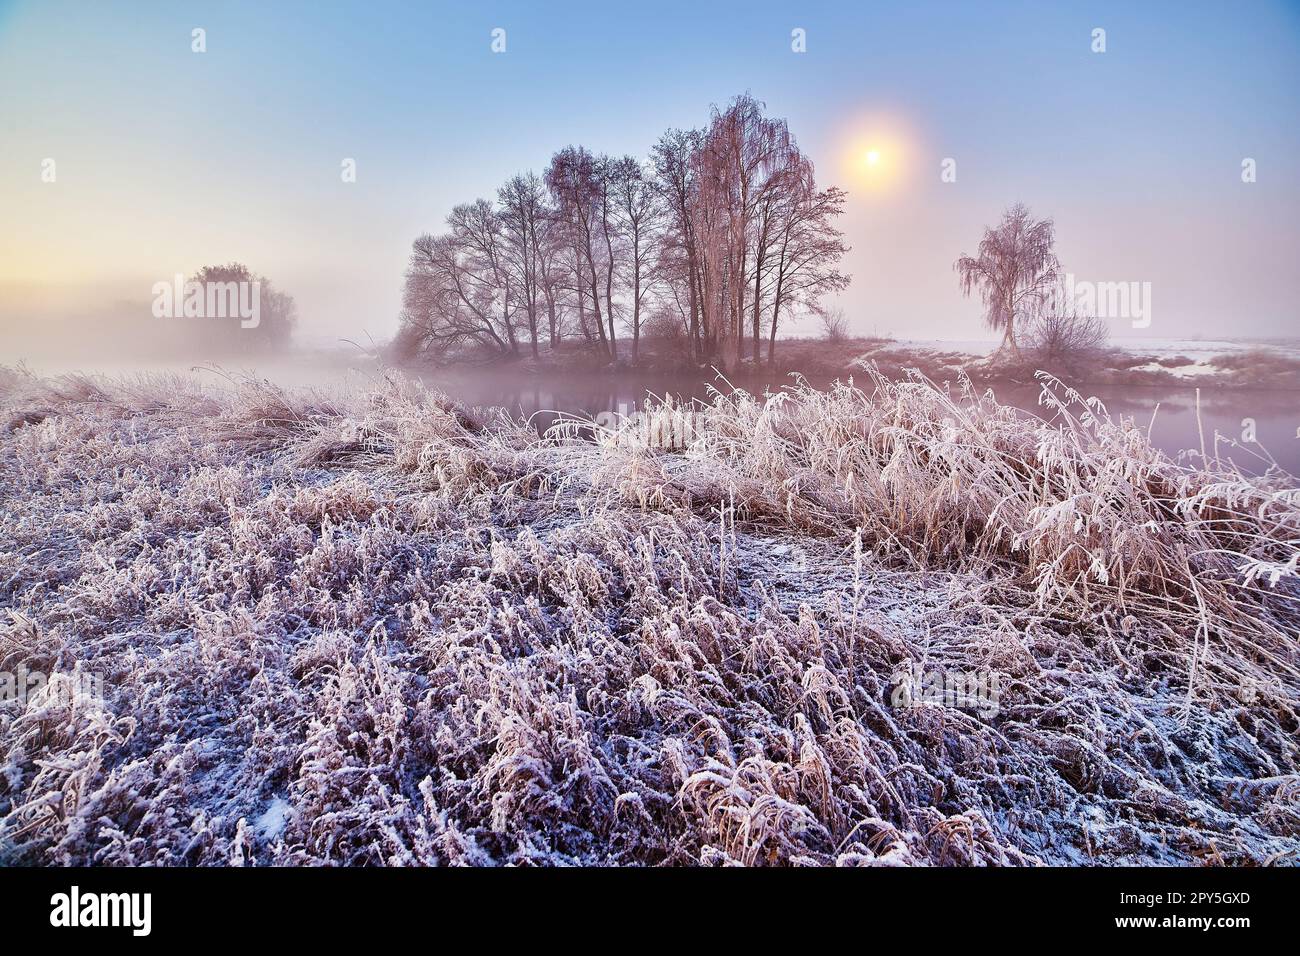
450;198;518;353
610;156;664;362
401;234;503;359
766;170;850;365
536;208;567;348
954;203;1059;358
546;146;611;359
1025;303;1109;370
700;94;791;363
498;173;547;358
595;155;621;360
652;128;705;362
399;200;521;361
747;158;785;363
820;306;850;343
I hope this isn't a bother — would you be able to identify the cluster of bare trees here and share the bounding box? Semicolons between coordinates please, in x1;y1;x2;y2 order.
396;95;850;368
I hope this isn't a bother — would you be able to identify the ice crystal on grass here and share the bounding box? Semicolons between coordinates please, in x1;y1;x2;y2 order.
0;367;1297;865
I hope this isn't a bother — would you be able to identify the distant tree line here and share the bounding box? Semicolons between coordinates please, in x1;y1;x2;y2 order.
395;94;850;368
166;262;297;355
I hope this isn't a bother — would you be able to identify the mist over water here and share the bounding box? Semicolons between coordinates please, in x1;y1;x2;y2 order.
11;345;1297;479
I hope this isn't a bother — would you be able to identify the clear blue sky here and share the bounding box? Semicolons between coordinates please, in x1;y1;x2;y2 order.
2;0;1298;343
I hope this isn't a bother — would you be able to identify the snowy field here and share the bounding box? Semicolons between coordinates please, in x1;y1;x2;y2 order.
1;367;1298;865
881;337;1300;360
878;337;1300;378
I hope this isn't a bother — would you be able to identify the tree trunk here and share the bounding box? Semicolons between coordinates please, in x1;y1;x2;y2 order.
998;321;1022;359
687;253;701;363
768;277;784;367
583;250;609;358
735;247;747;362
545;290;558;347
631;261;641;364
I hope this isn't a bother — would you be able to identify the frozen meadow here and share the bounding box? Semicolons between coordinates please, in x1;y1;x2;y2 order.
0;365;1298;865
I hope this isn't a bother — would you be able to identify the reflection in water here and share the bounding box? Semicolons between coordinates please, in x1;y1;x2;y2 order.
988;383;1300;477
413;368;721;436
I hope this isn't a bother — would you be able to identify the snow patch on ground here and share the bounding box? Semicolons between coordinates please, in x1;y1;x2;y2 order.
1127;361;1222;379
255;798;292;841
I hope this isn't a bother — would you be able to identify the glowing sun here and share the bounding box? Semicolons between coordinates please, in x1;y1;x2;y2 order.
836;110;921;196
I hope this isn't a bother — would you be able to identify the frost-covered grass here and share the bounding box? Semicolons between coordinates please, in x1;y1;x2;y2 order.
0;365;1297;866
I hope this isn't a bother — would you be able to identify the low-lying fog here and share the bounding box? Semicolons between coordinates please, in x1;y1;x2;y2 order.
9;344;1299;479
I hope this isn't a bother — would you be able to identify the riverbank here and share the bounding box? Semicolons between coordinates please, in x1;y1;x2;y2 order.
2;367;1297;865
416;336;1300;392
